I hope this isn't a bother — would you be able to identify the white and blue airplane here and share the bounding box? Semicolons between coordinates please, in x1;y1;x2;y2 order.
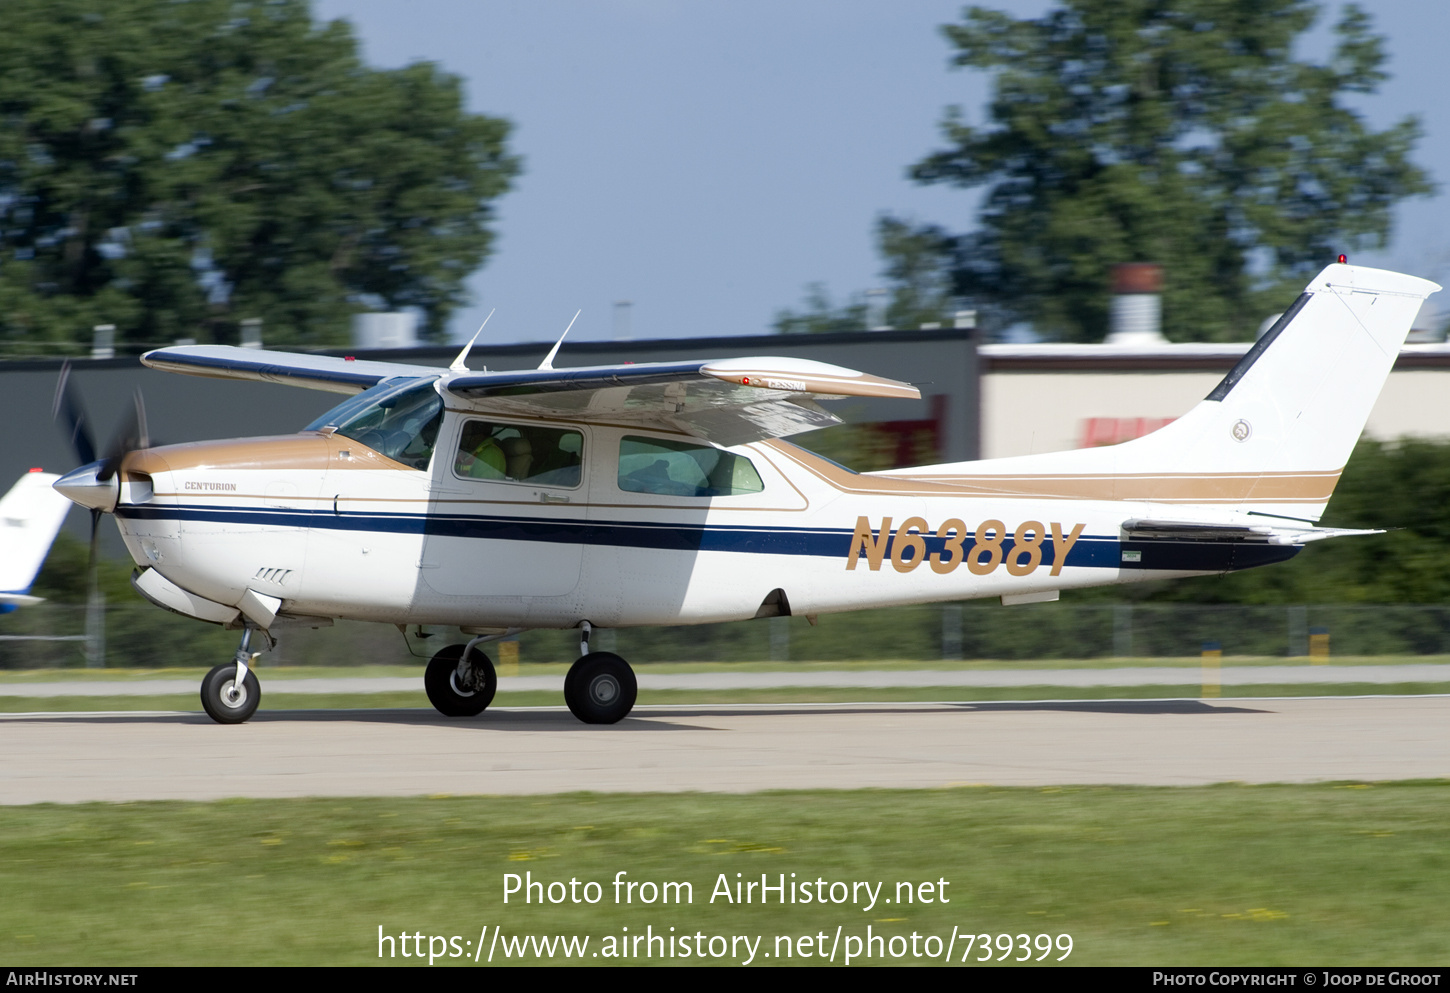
0;469;73;612
51;262;1439;725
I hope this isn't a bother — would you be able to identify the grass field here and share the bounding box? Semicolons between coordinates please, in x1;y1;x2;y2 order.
5;663;1445;967
2;784;1448;966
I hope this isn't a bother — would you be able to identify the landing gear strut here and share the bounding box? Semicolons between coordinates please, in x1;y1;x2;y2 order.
201;625;266;724
564;623;636;724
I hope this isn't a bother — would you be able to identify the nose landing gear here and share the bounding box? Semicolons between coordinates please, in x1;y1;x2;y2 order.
201;625;268;724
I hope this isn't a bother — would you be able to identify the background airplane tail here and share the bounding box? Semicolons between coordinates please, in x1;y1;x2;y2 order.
0;470;71;609
890;263;1441;521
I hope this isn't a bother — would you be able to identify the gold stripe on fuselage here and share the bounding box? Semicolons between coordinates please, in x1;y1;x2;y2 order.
123;433;1339;510
763;441;1339;505
123;434;414;475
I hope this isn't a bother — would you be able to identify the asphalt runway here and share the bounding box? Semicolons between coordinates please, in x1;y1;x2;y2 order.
2;696;1447;803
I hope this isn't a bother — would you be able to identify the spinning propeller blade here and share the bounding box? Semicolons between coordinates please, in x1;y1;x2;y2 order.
52;366;151;512
97;390;149;483
52;362;98;467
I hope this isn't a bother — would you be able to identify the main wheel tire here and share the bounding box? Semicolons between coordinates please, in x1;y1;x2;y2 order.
200;663;261;725
564;652;637;725
425;644;497;717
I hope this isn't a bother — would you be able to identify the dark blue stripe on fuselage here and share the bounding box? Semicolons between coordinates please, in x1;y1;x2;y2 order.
117;505;1299;573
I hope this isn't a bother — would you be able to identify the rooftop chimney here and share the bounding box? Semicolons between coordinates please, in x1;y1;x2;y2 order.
90;324;115;359
240;318;263;349
1106;263;1166;345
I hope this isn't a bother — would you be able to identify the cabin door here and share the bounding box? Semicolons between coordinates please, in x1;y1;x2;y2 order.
420;416;586;598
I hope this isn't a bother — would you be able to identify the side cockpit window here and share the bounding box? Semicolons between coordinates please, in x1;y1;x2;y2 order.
454;421;584;488
307;378;443;470
618;436;764;497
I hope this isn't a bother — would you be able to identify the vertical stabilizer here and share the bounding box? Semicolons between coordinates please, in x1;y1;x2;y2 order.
0;471;71;605
890;264;1441;521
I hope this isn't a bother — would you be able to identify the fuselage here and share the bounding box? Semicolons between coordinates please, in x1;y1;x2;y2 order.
111;402;1294;632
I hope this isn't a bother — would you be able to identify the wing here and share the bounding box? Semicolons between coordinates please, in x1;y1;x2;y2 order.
445;356;920;445
141;345;441;394
142;346;922;445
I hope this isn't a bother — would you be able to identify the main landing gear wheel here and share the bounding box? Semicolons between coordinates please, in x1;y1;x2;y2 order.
564;652;637;725
201;663;261;725
425;644;497;717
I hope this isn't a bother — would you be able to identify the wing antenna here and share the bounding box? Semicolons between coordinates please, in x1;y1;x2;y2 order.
537;310;580;371
449;309;495;373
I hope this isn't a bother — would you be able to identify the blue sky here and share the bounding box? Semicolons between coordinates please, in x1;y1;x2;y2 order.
314;1;1450;344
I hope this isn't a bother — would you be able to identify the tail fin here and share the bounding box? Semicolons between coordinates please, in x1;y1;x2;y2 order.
894;263;1441;521
0;471;71;607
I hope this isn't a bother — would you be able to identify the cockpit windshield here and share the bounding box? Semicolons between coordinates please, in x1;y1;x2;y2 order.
305;376;443;470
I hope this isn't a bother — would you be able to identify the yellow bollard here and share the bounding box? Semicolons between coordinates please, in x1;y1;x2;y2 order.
1308;626;1329;665
498;640;520;677
1201;641;1221;698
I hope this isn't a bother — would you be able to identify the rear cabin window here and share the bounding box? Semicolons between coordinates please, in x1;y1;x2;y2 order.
617;436;765;498
454;421;583;487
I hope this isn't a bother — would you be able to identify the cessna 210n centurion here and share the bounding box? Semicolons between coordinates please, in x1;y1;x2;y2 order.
52;262;1438;725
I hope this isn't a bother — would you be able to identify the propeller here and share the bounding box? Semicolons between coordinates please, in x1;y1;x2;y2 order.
51;362;151;585
53;362;148;485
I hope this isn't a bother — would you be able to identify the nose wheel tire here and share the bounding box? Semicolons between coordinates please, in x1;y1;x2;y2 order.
425;644;497;717
201;663;261;725
564;652;637;724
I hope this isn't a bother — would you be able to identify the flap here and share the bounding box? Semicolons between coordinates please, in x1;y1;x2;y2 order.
444;356;919;444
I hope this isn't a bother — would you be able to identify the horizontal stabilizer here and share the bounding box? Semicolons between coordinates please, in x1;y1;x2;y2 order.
1123;519;1382;546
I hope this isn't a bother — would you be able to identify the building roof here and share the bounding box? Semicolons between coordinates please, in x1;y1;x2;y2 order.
981;341;1450;372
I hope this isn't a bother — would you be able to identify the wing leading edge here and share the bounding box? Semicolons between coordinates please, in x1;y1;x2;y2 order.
141;345;441;394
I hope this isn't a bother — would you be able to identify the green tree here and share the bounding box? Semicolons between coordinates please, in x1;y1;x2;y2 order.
773;215;960;334
910;0;1432;342
0;0;519;351
1140;438;1450;605
771;281;868;335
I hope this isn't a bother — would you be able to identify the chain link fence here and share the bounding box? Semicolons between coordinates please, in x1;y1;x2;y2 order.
5;601;1450;669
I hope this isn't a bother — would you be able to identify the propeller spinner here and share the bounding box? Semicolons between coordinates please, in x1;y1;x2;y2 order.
51;362;150;567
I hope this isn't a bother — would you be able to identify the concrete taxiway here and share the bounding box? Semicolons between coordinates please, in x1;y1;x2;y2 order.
2;695;1446;804
3;664;1447;696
